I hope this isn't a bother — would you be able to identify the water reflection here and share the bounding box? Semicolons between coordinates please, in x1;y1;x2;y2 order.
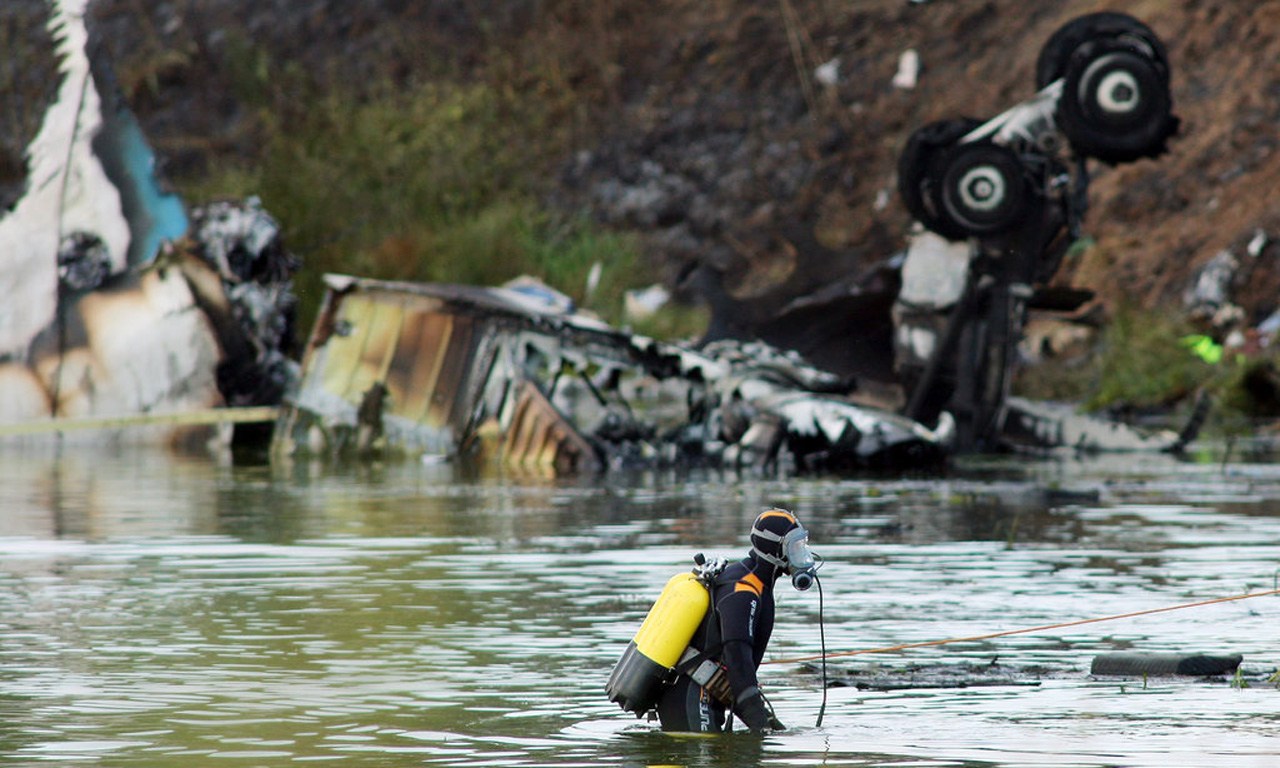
0;447;1277;766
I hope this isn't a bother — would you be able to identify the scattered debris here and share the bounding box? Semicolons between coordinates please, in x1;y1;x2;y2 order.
1000;394;1209;455
272;275;952;472
1246;229;1270;258
1183;249;1239;319
814;57;841;87
624;283;671;322
891;49;920;90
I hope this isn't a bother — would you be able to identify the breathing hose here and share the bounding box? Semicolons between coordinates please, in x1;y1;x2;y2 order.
815;574;828;728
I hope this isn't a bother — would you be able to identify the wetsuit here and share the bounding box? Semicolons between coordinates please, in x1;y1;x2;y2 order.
656;554;781;733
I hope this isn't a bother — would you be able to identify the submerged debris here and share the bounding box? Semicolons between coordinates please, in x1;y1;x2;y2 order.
817;661;1050;691
1091;652;1243;677
808;653;1252;692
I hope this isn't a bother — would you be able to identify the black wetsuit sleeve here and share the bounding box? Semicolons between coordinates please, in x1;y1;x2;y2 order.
716;589;765;707
720;636;759;702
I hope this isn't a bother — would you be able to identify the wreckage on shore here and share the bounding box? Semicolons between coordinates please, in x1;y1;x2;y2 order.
1;4;1202;470
266;270;1199;472
270;274;953;472
0;0;296;446
265;9;1203;470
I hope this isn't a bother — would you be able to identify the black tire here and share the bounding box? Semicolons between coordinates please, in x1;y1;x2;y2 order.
1056;38;1178;163
933;143;1028;238
1035;11;1168;89
897;118;982;241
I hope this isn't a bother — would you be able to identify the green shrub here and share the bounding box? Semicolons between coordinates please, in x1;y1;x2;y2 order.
180;57;678;334
1085;303;1212;411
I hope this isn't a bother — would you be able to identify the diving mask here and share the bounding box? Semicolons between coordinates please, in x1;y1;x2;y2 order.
751;519;821;591
781;526;819;591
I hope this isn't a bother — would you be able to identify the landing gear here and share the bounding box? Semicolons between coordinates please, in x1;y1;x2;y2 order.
893;11;1178;449
1056;38;1178;163
937;143;1029;238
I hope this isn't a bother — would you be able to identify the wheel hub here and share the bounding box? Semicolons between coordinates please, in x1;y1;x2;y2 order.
1097;69;1140;114
958;166;1006;212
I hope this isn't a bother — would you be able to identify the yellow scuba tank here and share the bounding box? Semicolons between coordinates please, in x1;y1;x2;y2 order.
605;569;711;715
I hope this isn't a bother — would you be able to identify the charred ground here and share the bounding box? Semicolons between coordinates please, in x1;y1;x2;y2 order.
8;1;1280;390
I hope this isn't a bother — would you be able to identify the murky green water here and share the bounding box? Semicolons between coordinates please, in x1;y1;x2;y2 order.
0;446;1277;767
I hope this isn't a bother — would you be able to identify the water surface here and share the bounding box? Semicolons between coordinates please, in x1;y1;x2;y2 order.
0;448;1277;767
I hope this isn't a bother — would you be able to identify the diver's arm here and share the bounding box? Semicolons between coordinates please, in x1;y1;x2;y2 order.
721;640;774;732
717;591;784;733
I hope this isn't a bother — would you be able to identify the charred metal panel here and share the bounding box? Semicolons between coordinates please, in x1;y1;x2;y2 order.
277;278;516;458
501;380;601;474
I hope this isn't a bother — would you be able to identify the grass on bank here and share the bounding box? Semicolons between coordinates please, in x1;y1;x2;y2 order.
1016;301;1280;439
178;42;706;342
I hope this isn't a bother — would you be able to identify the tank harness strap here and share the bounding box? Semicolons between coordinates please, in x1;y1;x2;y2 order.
675;589;723;674
671;567;750;707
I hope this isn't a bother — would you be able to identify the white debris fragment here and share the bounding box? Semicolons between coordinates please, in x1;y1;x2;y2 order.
874;188;891;212
1247;229;1269;258
897;230;972;309
1183;249;1238;311
501;275;576;315
585;261;603;301
892;49;920;89
1257;310;1280;339
815;58;841;87
624;284;670;321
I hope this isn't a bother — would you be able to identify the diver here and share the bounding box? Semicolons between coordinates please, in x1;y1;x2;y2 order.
606;507;820;734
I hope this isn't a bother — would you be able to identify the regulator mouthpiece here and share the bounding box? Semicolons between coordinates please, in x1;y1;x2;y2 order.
791;568;815;591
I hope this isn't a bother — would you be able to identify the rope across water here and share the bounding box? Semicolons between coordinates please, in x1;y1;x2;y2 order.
765;587;1280;665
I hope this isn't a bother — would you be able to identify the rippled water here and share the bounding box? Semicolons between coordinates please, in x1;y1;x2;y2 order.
0;446;1278;767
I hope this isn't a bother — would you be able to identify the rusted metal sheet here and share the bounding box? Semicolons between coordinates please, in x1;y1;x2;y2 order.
501;380;602;474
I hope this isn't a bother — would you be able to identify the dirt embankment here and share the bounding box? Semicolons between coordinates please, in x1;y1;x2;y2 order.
13;0;1280;343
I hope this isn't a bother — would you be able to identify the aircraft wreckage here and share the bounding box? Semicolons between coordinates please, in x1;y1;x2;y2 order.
270;274;955;472
1;5;1201;470
267;270;1196;473
269;11;1200;471
0;0;296;445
